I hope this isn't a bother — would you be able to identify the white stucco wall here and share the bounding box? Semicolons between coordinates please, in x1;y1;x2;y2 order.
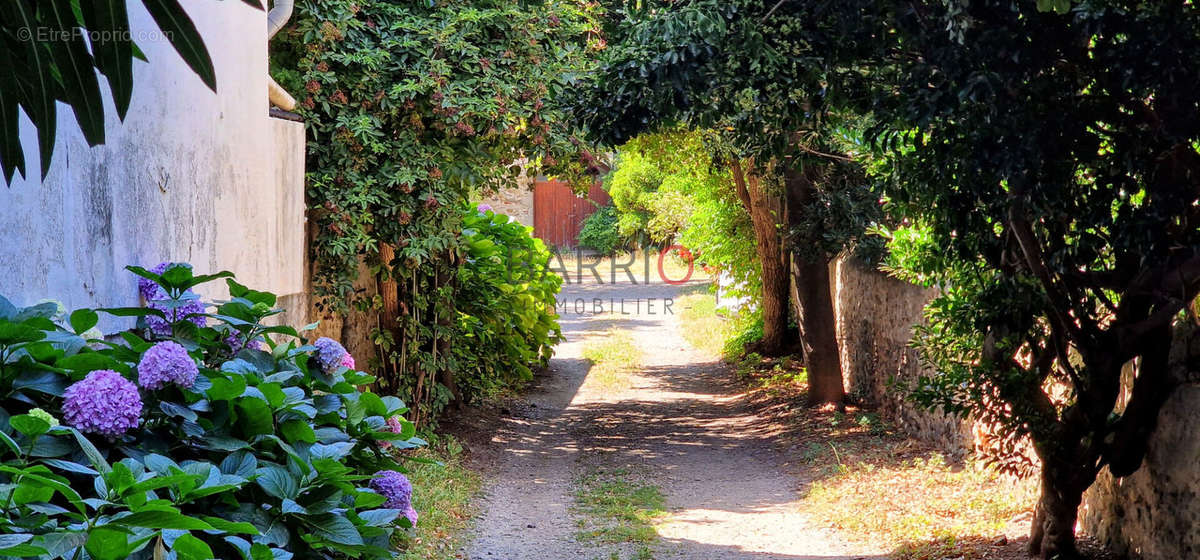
0;1;307;330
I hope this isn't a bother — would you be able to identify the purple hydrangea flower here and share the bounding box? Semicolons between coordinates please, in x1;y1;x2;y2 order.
313;337;350;373
476;203;493;213
137;341;199;390
62;370;143;438
138;263;207;337
370;470;418;525
225;331;263;354
138;262;173;301
145;298;207;337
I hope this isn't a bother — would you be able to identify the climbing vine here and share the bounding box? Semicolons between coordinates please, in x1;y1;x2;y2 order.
272;0;600;421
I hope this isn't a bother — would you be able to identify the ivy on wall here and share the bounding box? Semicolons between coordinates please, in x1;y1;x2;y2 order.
272;0;600;421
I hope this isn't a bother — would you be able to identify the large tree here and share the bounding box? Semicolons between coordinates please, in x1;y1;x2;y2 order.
575;1;883;401
869;1;1200;557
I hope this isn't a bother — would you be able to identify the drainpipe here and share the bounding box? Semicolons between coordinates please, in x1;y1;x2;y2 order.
267;0;296;111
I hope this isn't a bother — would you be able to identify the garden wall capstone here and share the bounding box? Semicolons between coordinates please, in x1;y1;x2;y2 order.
0;2;307;331
832;257;971;451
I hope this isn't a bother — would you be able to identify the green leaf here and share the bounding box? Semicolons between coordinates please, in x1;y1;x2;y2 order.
45;0;106;146
307;514;363;545
69;308;99;334
9;414;50;437
209;374;247;401
41;458;98;476
140;0;217;90
85;527;131;560
56;352;122;373
254;466;299;500
2;1;58;179
11;370;67;396
171;533;214;560
70;428;112;474
357;508;400;527
0;60;25;183
201;517;260;535
236;398;274;438
359;392;387;416
0;322;44;344
0;534;40;556
198;435;250;452
113;509;215;530
220;451;257;478
80;0;135;118
279;419;316;444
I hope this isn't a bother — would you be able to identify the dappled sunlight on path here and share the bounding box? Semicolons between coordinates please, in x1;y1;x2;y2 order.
465;281;881;560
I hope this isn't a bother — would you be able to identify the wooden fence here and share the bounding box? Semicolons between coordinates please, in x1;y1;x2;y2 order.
532;179;611;247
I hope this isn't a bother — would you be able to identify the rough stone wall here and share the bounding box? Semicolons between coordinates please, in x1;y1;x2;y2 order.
476;172;534;227
833;257;971;451
1081;322;1200;560
0;3;308;329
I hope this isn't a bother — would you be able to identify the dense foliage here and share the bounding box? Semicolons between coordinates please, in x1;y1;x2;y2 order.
272;0;597;420
454;206;563;403
576;206;622;255
865;2;1200;556
576;1;883;397
577;1;1200;555
0;264;423;559
0;0;261;183
614;130;759;304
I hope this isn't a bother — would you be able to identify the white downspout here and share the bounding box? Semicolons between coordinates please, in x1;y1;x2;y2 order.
267;0;296;111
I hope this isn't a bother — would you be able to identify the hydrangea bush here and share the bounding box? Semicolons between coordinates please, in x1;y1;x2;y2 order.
0;264;424;559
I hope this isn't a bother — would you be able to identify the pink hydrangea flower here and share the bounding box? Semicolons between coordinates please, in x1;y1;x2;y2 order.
379;416;405;450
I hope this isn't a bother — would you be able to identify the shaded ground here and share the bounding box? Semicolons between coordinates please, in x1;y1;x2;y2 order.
455;279;881;559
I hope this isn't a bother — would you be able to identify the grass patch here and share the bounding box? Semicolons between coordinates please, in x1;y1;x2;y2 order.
729;370;1039;559
574;467;667;546
674;284;763;360
395;435;483;560
675;285;732;356
801;452;1036;545
582;329;642;392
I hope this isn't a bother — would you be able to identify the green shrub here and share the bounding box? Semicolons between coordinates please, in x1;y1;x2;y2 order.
0;264;424;559
455;206;564;399
577;206;623;255
722;311;765;360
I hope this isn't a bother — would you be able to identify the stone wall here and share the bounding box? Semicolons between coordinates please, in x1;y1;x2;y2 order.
476;172;534;227
1081;323;1200;560
832;257;1200;559
0;2;308;328
832;257;972;451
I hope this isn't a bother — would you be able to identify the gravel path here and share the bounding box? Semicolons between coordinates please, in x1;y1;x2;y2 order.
464;279;885;560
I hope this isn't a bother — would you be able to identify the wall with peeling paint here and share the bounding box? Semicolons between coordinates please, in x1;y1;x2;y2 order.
0;1;306;331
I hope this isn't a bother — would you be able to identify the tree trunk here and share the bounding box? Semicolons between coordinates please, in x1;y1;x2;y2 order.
791;255;844;407
730;160;792;357
782;166;844;407
1029;462;1086;560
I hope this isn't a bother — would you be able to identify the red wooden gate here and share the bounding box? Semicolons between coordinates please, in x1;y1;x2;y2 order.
532;179;611;247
